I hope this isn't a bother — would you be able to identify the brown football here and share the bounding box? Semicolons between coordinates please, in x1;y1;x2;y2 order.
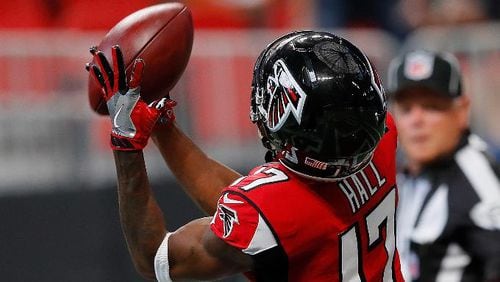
88;2;193;115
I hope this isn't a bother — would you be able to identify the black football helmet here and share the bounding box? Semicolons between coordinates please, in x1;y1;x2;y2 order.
250;31;387;179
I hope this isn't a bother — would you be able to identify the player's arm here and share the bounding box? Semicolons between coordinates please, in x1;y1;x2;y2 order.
161;217;253;280
87;45;252;280
151;117;242;215
114;150;166;279
114;151;252;280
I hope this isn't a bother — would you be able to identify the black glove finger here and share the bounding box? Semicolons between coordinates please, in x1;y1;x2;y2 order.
111;45;127;94
89;46;98;55
88;63;107;97
94;51;114;92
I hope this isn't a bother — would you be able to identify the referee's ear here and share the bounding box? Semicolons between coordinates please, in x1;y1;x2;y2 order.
454;95;471;131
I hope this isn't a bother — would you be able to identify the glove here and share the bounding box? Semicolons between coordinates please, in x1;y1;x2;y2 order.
86;45;176;151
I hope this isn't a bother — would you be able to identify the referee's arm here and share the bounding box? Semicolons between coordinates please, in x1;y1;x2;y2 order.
464;207;500;281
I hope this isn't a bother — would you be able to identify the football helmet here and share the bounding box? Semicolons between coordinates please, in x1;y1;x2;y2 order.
250;31;387;179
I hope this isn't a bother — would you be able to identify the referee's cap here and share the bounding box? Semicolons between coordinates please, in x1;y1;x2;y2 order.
387;50;462;99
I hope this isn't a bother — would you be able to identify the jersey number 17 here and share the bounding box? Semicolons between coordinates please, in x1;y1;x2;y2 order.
340;188;396;281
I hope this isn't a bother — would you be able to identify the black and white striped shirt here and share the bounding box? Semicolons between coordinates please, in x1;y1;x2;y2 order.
397;132;500;282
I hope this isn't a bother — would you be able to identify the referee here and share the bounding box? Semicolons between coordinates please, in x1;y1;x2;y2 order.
388;50;500;282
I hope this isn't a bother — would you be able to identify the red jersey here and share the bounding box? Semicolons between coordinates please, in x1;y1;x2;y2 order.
211;115;404;281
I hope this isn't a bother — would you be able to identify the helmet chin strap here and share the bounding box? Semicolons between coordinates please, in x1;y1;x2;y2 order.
279;156;373;182
279;160;347;182
260;135;278;162
264;150;275;162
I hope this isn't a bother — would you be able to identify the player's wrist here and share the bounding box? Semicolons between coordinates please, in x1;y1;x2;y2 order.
110;133;148;151
152;120;175;135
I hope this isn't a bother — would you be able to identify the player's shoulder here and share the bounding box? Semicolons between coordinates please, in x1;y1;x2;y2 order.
211;188;278;255
374;112;398;155
386;112;396;132
384;112;397;140
225;162;297;194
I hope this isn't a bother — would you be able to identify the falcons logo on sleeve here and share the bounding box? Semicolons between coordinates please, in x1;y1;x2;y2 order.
266;59;307;132
218;204;239;238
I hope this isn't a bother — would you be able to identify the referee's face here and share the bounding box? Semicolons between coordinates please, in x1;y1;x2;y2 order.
392;88;470;172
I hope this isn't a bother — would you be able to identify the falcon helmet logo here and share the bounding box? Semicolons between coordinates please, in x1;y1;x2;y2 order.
217;204;239;238
265;59;307;132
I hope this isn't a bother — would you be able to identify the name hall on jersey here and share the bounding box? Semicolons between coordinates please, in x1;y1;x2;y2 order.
339;162;386;213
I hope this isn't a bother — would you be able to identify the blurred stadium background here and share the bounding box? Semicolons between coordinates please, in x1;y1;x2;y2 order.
0;0;498;281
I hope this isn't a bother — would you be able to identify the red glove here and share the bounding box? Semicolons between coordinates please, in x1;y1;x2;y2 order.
86;45;176;151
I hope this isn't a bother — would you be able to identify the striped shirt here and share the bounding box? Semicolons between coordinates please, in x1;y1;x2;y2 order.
396;132;500;281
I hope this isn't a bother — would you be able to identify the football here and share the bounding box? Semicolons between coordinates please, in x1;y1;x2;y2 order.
88;2;193;115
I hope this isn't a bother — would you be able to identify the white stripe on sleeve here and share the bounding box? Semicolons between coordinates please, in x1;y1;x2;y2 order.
455;145;500;202
242;214;278;255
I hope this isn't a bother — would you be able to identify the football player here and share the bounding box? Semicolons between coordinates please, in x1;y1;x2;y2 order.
87;31;404;281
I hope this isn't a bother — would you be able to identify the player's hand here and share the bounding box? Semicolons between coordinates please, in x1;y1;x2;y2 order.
86;45;176;151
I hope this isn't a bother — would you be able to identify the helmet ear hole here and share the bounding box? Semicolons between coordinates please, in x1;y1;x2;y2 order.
250;31;387;179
